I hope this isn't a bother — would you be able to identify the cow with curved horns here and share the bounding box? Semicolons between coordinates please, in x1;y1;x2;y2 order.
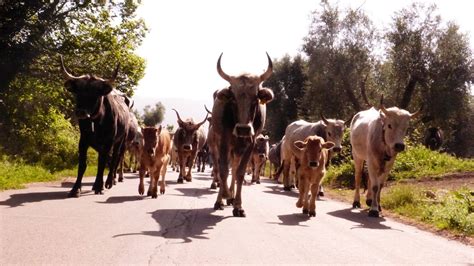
172;109;208;183
60;56;131;197
280;115;347;191
209;52;274;217
350;96;421;217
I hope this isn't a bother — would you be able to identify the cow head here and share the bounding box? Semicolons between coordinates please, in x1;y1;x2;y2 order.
60;55;119;120
142;126;162;157
173;109;207;152
320;114;346;153
215;53;274;138
254;134;270;159
379;96;422;156
294;136;334;169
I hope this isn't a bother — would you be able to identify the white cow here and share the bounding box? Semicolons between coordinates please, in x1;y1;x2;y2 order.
350;100;421;217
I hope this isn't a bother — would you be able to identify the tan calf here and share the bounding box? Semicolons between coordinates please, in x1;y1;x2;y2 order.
293;136;334;217
139;126;171;198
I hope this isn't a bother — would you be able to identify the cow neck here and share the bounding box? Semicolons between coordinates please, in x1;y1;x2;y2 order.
89;96;104;120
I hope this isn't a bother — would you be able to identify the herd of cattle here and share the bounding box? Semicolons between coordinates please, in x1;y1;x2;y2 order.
60;53;435;218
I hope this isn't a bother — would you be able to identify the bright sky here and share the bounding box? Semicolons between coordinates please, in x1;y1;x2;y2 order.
133;0;473;128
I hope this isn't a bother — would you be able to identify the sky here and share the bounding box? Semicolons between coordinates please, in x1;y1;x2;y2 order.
133;0;474;127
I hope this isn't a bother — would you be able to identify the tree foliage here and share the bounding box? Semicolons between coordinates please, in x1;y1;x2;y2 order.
143;102;165;127
0;1;147;170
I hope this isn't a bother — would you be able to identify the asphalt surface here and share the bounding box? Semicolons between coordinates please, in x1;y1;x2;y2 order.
1;168;473;265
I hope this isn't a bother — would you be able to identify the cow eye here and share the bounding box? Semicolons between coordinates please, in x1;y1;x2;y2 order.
388;124;392;129
328;132;332;137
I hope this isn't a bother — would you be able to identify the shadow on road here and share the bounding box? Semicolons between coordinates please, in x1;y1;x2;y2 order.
174;187;216;198
327;208;398;230
262;184;299;199
98;195;146;204
0;190;90;207
114;208;228;243
268;213;310;227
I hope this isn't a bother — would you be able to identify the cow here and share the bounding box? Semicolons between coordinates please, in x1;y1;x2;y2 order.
195;142;210;172
424;127;444;150
293;136;334;216
117;111;141;182
126;122;143;173
209;52;273;217
60;56;130;197
250;134;270;184
280;116;346;191
172;109;208;183
268;140;282;180
350;96;421;217
138;126;171;198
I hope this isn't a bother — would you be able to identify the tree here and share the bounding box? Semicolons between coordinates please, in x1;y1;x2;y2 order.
264;54;307;142
143;102;166;127
302;1;377;120
0;1;147;170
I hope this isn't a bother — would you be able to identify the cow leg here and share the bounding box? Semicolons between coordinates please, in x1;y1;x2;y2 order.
177;154;185;183
296;174;307;209
138;165;146;195
366;162;382;217
309;182;321;217
105;139;126;189
232;146;253;217
318;185;324;197
147;168;155;197
281;160;292;191
92;151;108;195
185;155;193;182
69;140;88;197
118;154;124;182
150;165;161;198
214;144;230;210
352;157;364;208
210;164;219;189
159;155;169;194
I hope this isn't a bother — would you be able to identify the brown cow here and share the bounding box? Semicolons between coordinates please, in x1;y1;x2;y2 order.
172;109;208;183
250;134;269;184
209;52;273;217
293;136;334;217
138;126;171;198
350;96;421;217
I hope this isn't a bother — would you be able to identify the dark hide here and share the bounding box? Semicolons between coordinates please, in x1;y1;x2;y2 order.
424;127;444;150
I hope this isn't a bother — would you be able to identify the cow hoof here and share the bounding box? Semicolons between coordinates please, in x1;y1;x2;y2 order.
210;183;217;189
118;177;123;182
318;191;324;197
147;190;152;197
352;201;361;208
256;180;260;184
309;211;316;217
214;202;224;210
368;210;380;217
152;193;158;199
283;186;292;191
291;185;296;189
68;189;81;198
226;198;234;206
94;189;104;195
233;208;246;217
366;199;372;207
177;178;184;184
302;209;309;214
160;189;165;195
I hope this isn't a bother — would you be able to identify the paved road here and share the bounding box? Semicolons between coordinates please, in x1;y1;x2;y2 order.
1;169;473;264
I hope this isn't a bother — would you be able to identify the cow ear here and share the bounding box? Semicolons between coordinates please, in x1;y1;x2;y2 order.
156;125;162;135
258;88;274;104
323;141;335;150
293;140;306;151
97;82;113;96
216;88;232;102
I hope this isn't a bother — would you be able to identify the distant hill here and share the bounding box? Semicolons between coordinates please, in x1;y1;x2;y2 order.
132;95;213;132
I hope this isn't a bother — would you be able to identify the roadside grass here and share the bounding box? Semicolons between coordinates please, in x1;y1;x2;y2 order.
0;151;98;191
324;145;474;238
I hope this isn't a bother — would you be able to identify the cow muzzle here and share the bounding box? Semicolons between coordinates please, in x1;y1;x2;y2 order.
147;149;155;157
309;161;319;168
183;144;192;151
258;154;265;159
394;143;405;152
233;124;254;138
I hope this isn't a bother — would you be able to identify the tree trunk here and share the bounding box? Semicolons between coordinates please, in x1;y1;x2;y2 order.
399;75;418;109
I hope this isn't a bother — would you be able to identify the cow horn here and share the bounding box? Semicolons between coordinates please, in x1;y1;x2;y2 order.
410;105;423;119
172;108;184;125
260;52;273;82
59;55;79;80
204;105;212;115
217;53;231;83
109;63;120;83
196;113;209;128
380;94;389;115
320;113;330;125
360;73;371;107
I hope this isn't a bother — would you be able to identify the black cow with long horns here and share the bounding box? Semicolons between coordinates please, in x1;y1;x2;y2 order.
60;56;131;197
172;109;208;183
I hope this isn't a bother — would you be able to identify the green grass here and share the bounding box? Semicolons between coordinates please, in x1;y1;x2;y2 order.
0;152;99;191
